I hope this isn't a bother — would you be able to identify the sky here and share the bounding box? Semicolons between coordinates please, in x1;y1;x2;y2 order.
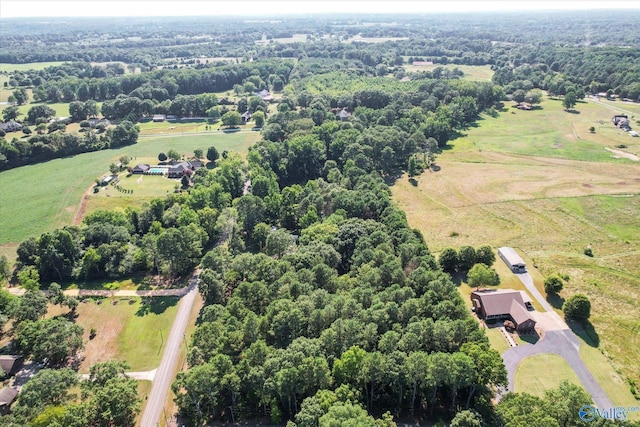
1;0;639;18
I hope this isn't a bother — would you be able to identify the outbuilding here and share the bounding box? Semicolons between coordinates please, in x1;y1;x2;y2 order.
498;247;526;273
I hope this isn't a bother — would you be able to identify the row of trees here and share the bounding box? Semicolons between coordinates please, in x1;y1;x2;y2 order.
0;121;139;171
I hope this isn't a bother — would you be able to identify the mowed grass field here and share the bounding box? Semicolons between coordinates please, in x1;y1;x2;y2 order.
51;296;179;373
392;95;640;399
0;130;260;246
403;63;494;81
0;61;66;72
514;354;582;396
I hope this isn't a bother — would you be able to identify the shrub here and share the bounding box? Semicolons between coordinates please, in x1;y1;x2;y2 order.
544;276;563;294
584;247;594;257
563;294;591;322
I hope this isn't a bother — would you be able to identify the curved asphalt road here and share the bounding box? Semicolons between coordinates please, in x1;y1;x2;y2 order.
140;273;199;427
501;272;614;410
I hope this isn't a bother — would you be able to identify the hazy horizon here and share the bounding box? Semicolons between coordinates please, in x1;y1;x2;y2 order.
2;0;639;19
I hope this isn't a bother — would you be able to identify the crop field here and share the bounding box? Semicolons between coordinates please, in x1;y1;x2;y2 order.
392;96;640;397
0;130;261;246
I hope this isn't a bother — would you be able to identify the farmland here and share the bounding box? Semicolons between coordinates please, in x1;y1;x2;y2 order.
392;96;640;397
0;129;260;246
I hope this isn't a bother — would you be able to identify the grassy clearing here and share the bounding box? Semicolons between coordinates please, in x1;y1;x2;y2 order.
72;296;179;373
392;95;640;395
0;130;260;246
403;64;494;81
136;380;153;426
0;61;66;72
514;354;582;396
484;326;511;354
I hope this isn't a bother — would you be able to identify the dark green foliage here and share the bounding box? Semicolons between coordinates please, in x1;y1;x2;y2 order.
438;248;459;274
544;276;564;295
563;294;591;322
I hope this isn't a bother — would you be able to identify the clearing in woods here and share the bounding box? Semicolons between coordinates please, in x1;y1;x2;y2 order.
392;96;640;406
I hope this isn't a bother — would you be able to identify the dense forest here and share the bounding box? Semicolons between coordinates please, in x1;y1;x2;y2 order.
1;10;640;427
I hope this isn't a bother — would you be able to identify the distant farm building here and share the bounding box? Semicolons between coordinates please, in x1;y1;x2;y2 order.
0;120;22;133
153;114;166;122
471;289;536;333
412;61;434;66
337;109;351;121
516;102;532;110
498;247;526;273
241;111;252;123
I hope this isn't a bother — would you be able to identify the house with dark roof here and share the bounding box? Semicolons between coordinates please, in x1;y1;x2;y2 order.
0;355;23;380
168;161;192;178
471;289;536;333
132;164;151;174
0;121;22;133
0;388;18;415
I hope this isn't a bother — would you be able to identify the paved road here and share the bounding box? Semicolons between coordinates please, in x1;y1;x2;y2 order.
502;330;613;409
500;272;614;409
140;273;199;427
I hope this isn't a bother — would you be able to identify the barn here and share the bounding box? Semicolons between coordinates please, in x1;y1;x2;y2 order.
498;247;526;273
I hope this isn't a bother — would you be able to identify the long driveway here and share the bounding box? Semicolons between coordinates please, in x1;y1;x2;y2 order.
139;273;199;427
501;272;614;409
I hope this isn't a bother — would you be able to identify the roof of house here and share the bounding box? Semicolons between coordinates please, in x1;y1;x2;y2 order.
0;356;23;377
0;120;23;131
337;109;351;118
471;289;531;317
498;247;526;267
133;163;150;171
189;160;204;168
169;162;191;172
0;388;18;406
510;299;535;325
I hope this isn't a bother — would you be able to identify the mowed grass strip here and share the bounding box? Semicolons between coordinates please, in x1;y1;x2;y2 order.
0;61;66;72
402;64;495;81
514;354;582;397
0;130;260;245
74;296;179;373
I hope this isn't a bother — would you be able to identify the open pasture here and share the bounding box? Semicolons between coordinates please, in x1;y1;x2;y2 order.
0;130;260;246
0;61;66;72
403;63;494;81
392;96;640;396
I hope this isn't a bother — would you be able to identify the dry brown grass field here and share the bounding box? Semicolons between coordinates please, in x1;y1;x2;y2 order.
392;96;640;403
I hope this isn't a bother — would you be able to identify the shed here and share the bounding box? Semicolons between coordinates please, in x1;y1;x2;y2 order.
0;355;23;379
132;164;151;174
153;114;166;122
498;247;526;273
337;109;351;120
0;388;18;415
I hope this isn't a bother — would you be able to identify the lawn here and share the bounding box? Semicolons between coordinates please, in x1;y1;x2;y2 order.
0;130;261;246
514;354;582;396
403;64;494;81
71;296;179;373
391;95;640;397
0;61;66;72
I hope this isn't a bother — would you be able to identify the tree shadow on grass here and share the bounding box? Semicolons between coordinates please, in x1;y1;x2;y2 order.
135;296;179;317
546;293;565;310
408;177;418;187
566;318;600;347
565;109;581;114
450;271;468;287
